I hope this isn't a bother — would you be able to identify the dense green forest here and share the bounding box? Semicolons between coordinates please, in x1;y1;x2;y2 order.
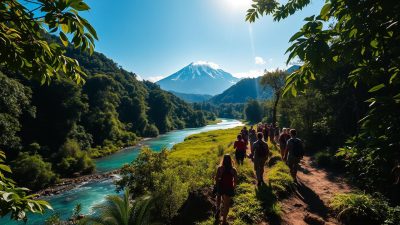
1;39;210;191
209;77;272;104
192;102;245;120
169;91;212;103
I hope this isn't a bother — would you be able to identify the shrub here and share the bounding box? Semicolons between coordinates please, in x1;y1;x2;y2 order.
154;169;189;222
45;214;62;225
143;123;159;137
12;152;57;191
385;206;400;225
116;147;168;195
330;193;390;225
314;149;344;170
56;139;95;176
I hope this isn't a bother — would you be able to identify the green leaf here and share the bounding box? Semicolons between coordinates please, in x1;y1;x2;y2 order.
349;28;357;38
59;32;69;47
2;192;14;202
370;39;378;48
61;23;69;33
389;72;398;84
333;55;339;62
320;3;331;19
80;18;98;40
0;164;12;173
368;84;385;93
304;15;315;22
289;31;303;42
291;86;298;96
70;2;90;11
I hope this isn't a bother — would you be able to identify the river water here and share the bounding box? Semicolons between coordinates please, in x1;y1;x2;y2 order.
2;118;242;225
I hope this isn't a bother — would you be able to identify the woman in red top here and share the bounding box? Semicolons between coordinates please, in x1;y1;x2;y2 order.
215;154;238;225
233;134;246;165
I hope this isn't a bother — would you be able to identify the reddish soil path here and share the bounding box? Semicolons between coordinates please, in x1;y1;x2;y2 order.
279;156;352;225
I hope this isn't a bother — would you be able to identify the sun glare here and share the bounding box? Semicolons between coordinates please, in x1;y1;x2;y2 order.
224;0;252;11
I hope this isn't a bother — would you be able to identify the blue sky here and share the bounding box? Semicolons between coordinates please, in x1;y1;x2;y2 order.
83;0;324;81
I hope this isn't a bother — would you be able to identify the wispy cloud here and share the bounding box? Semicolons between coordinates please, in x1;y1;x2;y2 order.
147;76;165;82
233;70;264;78
255;56;266;65
233;68;276;79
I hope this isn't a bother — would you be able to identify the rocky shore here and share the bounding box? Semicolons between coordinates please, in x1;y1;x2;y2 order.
36;169;121;197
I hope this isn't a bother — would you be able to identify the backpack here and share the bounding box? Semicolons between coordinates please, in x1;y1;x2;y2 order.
292;138;304;158
254;140;269;158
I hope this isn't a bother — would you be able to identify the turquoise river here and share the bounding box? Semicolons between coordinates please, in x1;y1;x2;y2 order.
2;119;242;225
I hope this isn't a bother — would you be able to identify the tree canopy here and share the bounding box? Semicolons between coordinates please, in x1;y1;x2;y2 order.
247;0;400;202
0;0;97;84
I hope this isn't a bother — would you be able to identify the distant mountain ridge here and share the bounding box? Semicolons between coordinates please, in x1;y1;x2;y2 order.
209;65;300;104
157;62;239;95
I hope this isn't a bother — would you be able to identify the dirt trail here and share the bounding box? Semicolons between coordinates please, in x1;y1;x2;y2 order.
279;156;352;225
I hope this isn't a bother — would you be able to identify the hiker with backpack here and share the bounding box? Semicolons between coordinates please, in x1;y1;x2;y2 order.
278;128;291;161
214;154;238;225
248;128;257;159
233;134;246;165
269;124;276;144
241;126;249;145
286;129;304;182
263;124;269;142
252;132;269;186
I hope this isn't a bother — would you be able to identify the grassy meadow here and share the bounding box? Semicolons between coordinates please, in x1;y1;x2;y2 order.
162;126;294;224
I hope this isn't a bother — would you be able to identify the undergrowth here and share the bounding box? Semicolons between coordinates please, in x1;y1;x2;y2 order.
330;193;400;225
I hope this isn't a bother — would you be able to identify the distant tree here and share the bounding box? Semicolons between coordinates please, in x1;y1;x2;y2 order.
0;0;97;84
80;189;155;225
244;100;263;123
56;139;95;176
260;69;287;125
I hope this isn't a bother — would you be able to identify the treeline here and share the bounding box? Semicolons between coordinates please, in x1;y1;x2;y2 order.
192;102;244;120
0;40;208;191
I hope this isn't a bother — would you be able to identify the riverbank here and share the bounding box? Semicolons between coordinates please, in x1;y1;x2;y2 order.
34;137;153;197
36;169;121;197
35;118;229;198
89;137;152;158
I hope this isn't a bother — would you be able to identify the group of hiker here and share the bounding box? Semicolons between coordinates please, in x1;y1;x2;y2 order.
214;125;304;224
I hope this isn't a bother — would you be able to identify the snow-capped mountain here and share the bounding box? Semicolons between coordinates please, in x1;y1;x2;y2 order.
156;61;239;95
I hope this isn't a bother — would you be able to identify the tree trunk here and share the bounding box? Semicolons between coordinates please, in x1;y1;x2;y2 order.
272;91;281;125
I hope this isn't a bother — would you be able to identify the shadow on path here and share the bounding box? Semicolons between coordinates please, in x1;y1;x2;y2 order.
255;183;282;225
294;181;329;219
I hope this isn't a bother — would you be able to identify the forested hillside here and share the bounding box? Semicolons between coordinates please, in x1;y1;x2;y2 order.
209;77;272;104
0;39;209;191
170;91;212;103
